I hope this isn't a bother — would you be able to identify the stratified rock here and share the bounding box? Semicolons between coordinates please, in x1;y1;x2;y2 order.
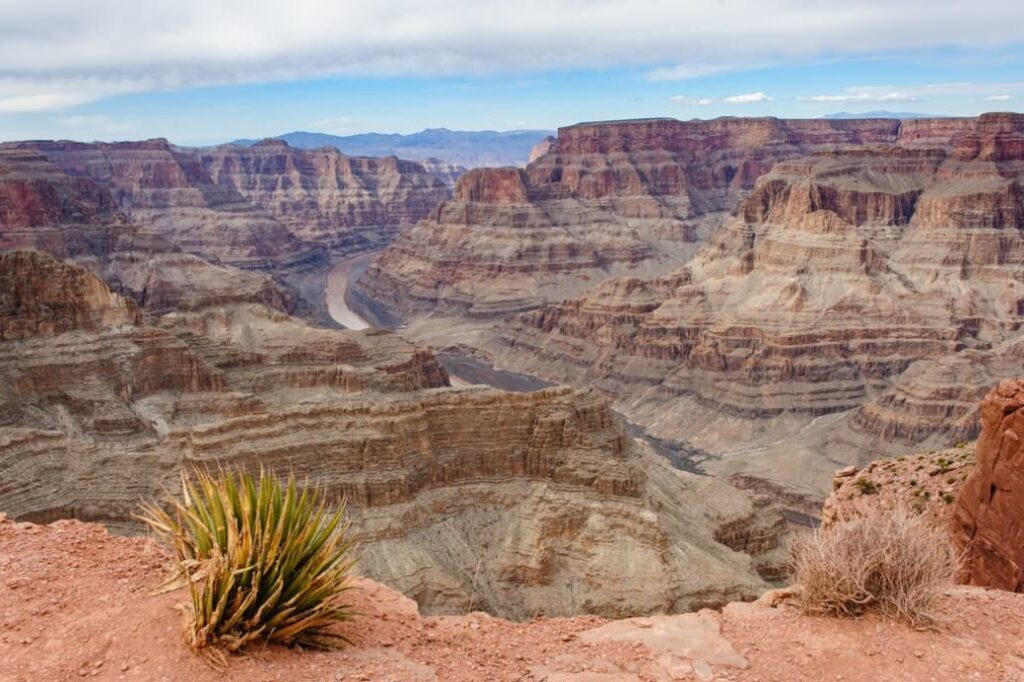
528;135;556;163
200;140;451;252
6;139;322;270
0;251;787;618
358;116;952;317
0;250;140;339
417;157;467;187
955;379;1024;591
0;146;295;314
0;147;132;258
484;113;1024;491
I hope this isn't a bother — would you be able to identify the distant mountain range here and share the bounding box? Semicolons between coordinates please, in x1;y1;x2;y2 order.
231;128;554;168
821;110;946;120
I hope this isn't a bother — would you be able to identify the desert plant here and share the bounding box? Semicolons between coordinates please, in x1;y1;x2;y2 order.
139;468;357;664
790;505;957;628
853;477;879;495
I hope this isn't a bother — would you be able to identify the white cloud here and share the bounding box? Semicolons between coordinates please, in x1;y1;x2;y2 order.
670;96;714;105
799;91;918;103
723;92;773;104
799;82;1024;105
0;76;157;113
1;1;1024;111
647;64;756;82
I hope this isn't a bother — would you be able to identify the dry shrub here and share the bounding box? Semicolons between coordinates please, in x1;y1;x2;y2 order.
139;468;357;666
791;505;957;628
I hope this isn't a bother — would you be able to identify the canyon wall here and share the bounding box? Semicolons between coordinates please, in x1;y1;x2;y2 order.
0;146;294;314
0;250;787;618
200;139;451;252
357;113;1024;494
2;137;454;319
356;116;977;317
5;139;321;270
5;138;452;265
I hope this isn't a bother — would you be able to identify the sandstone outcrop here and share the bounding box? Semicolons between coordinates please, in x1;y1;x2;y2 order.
200;140;450;252
474;113;1024;492
0;251;787;618
0;250;141;338
358;115;977;317
821;445;974;530
955;379;1024;591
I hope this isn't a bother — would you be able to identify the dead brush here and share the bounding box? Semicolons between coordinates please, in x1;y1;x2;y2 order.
790;505;957;629
138;468;357;666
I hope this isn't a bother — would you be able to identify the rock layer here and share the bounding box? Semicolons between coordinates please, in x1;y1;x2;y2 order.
478;113;1024;491
955;379;1024;591
0;251;786;618
200;140;450;252
358;116;978;317
0;147;294;314
6;139;321;270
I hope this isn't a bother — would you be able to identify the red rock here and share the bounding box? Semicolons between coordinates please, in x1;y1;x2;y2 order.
955;379;1024;591
200;141;451;252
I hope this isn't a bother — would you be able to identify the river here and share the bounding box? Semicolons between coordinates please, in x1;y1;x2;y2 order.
324;251;724;477
324;252;377;330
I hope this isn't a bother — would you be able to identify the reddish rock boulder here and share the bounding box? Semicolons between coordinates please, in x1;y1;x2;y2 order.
955;379;1024;591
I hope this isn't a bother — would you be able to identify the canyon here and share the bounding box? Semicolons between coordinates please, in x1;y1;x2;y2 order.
0;250;789;619
0;137;455;323
4;111;1024;627
356;112;1024;496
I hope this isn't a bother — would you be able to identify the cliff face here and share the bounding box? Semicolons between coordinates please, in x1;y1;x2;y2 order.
6;138;454;267
6;139;323;271
357;116;979;317
0;148;295;315
0;147;132;258
477;113;1024;491
0;250;141;339
955;379;1024;592
200;140;450;252
0;251;787;618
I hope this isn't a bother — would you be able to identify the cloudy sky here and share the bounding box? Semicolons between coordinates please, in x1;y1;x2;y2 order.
1;0;1023;144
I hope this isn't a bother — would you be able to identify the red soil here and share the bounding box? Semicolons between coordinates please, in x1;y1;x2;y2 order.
2;516;1024;681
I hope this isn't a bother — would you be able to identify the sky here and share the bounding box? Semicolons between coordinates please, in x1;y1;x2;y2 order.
1;0;1023;145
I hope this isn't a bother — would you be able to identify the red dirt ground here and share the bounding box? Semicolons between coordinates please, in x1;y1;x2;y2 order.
3;516;1024;681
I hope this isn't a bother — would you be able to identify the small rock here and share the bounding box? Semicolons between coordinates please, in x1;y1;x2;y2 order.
693;659;714;682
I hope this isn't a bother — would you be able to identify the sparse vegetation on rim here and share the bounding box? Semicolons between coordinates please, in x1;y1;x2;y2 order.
791;505;957;628
138;468;357;666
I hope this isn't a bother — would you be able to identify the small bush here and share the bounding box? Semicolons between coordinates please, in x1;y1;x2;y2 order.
854;477;879;495
139;468;357;665
790;506;957;628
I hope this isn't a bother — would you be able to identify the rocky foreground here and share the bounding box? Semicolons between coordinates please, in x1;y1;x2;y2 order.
3;514;1024;682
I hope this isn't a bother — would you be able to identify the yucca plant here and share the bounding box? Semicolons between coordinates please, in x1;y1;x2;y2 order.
139;467;357;665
